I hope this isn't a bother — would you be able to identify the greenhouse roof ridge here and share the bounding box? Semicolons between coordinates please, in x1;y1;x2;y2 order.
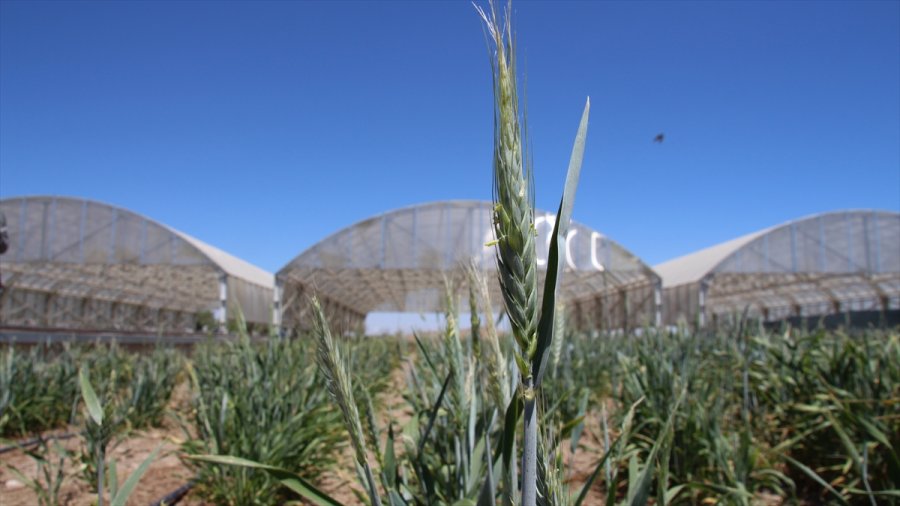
276;199;659;316
276;199;628;275
280;198;611;267
0;195;273;289
654;209;900;288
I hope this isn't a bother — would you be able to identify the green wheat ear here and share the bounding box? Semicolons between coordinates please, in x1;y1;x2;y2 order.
310;296;383;506
476;0;539;384
466;260;510;409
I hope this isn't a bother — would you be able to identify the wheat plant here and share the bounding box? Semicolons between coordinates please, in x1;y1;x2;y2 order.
78;366;160;506
476;1;589;504
311;296;383;506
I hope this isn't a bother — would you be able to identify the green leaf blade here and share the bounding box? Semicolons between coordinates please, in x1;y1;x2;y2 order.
79;367;103;426
111;445;161;506
188;454;342;506
532;97;590;388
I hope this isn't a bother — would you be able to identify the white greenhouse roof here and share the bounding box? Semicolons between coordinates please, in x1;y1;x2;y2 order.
655;210;900;323
656;210;900;288
277;200;659;316
174;232;273;289
0;196;274;327
655;229;771;288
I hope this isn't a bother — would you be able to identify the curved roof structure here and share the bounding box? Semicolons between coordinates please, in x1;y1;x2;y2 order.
277;200;659;328
656;210;900;324
0;196;274;331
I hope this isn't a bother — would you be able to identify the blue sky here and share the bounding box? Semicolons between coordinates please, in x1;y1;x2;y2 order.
2;0;898;280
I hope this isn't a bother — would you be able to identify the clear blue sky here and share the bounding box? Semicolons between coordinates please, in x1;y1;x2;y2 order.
2;0;898;278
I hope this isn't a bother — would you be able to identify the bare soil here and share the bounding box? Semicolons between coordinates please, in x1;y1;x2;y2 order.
1;424;201;506
1;379;202;506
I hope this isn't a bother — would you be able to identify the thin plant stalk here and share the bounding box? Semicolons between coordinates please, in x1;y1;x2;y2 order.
522;396;537;505
97;447;105;506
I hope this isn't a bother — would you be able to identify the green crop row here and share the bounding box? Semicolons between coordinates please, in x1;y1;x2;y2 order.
0;342;181;437
546;324;900;505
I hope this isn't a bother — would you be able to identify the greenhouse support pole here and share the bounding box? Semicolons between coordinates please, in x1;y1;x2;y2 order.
698;280;708;329
654;280;663;327
273;279;283;335
217;273;228;333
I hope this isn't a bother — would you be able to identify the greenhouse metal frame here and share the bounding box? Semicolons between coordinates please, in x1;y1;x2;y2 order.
275;200;662;333
3;196;896;337
0;196;274;334
655;210;900;327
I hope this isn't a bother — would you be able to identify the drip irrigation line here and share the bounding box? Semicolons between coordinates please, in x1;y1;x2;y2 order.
0;431;77;454
148;480;194;506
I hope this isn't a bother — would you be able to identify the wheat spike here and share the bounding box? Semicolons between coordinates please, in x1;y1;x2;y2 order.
476;1;539;382
310;297;382;506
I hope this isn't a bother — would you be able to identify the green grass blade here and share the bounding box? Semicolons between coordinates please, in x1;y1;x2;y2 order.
846;488;900;499
856;416;894;451
495;393;522;465
574;435;620;506
781;454;850;506
540;389;573;425
476;414;496;506
5;465;39;491
188;454;342;506
498;394;522;506
413;332;439;377
570;389;590;454
628;388;685;506
111;445;161;506
79;367;103;426
107;459;118;500
532;97;590;388
824;413;863;473
419;371;453;456
663;483;686;505
383;423;397;489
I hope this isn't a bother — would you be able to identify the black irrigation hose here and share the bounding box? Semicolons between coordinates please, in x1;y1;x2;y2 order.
0;431;77;454
148;480;194;506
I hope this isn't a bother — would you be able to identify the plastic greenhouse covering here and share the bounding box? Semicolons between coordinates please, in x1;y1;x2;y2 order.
2;197;895;336
0;196;274;333
656;210;900;326
276;200;662;332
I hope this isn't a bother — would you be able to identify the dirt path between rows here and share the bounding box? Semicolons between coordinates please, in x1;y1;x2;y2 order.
1;424;202;506
1;378;205;506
